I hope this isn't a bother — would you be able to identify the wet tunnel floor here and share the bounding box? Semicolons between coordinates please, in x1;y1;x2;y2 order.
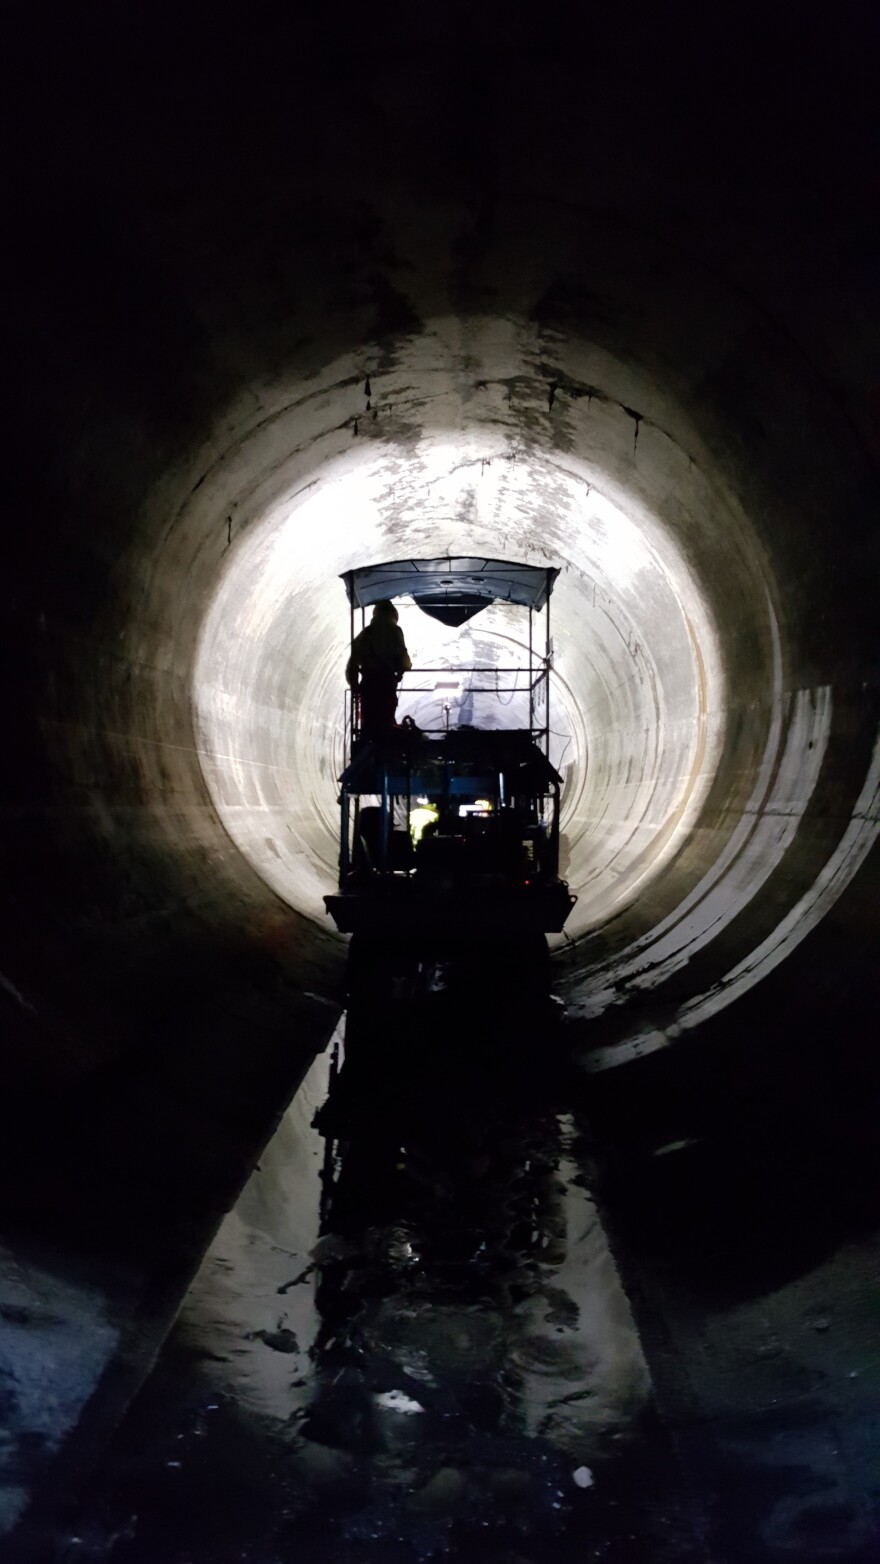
56;982;702;1564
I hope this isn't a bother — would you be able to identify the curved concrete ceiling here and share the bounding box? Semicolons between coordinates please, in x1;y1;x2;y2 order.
5;15;878;1078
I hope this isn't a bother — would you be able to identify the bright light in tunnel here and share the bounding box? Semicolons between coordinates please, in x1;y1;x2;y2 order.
192;425;724;937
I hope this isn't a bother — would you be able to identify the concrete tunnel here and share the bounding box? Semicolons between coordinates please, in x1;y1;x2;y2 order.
2;10;879;1559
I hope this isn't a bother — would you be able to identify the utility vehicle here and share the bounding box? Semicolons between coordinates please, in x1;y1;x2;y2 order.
323;558;576;963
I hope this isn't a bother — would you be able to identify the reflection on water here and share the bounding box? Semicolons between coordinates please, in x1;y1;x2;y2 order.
65;979;698;1562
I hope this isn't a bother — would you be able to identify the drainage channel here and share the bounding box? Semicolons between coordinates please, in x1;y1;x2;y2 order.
55;990;701;1564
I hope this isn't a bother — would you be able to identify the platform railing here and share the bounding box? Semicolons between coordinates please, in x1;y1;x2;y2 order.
346;663;552;763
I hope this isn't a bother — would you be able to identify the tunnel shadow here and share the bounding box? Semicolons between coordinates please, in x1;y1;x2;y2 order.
306;934;571;1458
46;941;700;1564
564;984;880;1564
269;941;700;1562
0;917;340;1263
581;979;880;1305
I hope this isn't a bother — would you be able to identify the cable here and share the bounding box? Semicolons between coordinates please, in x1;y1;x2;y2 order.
548;727;573;768
493;663;519;707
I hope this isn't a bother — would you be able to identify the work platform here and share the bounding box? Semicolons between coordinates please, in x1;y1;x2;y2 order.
324;556;576;942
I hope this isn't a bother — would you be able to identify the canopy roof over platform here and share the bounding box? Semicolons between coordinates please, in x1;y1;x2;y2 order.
343;557;560;626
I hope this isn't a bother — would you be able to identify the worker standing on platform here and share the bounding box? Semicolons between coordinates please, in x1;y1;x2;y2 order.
346;599;412;739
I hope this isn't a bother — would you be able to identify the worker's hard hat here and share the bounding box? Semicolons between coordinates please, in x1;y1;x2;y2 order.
372;599;399;621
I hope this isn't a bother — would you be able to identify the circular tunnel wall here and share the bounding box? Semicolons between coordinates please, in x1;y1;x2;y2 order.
131;230;875;1067
191;358;729;938
8;151;878;1079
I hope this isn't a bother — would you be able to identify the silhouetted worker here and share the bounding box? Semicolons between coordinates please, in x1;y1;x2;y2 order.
346;599;412;739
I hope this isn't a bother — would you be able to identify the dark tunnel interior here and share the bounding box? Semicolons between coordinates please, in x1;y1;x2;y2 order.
2;8;879;1562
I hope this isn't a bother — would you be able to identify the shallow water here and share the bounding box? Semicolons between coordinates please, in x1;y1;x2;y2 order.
60;997;699;1563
